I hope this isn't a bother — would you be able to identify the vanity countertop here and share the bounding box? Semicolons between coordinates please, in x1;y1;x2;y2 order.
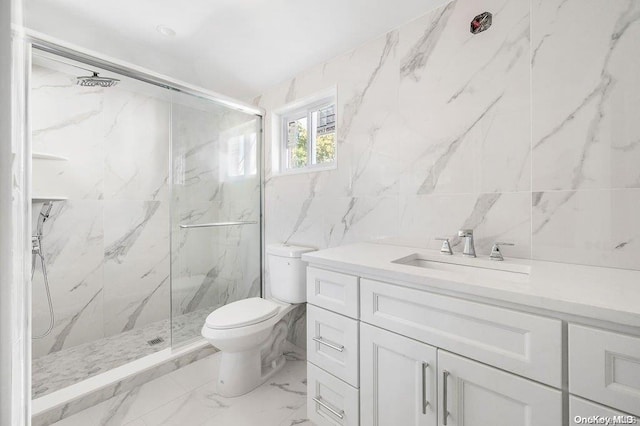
302;242;640;328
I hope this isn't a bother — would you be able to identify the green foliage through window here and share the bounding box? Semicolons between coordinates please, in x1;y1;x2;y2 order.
316;133;335;164
282;100;336;171
288;120;308;168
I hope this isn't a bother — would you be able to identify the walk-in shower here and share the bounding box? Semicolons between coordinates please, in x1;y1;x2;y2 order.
29;45;263;423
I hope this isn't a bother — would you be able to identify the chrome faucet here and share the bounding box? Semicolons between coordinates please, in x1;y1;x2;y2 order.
458;229;476;257
489;242;515;261
435;237;453;255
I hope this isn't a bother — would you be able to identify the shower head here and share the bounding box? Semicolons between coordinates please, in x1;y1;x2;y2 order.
77;72;119;88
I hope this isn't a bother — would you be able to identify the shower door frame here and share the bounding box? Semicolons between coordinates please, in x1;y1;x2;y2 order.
17;31;267;421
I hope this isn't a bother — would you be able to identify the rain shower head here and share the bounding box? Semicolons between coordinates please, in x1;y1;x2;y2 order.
77;72;119;88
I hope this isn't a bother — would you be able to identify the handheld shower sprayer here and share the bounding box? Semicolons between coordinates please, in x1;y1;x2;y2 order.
32;201;57;339
37;201;53;236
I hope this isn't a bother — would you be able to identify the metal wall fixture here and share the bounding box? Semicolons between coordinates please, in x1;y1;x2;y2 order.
471;12;492;34
179;221;258;229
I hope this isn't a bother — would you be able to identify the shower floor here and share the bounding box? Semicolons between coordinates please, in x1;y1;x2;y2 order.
32;309;210;399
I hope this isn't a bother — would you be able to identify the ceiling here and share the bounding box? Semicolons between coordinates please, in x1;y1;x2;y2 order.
25;0;450;100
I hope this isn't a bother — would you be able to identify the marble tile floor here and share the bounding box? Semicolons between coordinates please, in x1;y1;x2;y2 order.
33;309;210;399
48;344;312;426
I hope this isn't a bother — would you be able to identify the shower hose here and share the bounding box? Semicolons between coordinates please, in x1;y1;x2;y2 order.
32;235;55;339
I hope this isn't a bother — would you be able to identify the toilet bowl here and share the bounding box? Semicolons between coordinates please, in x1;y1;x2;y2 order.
201;244;315;397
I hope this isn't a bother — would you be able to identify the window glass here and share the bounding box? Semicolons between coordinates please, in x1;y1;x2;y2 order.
286;116;309;169
280;97;336;173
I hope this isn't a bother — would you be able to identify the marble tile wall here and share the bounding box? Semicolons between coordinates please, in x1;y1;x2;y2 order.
256;0;640;330
531;0;640;269
31;63;172;358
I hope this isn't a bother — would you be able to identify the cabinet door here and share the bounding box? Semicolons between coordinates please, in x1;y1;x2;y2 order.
569;324;640;416
360;323;437;426
570;396;635;425
437;350;562;426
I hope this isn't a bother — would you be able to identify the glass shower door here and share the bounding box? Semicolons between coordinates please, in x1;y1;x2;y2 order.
170;93;262;346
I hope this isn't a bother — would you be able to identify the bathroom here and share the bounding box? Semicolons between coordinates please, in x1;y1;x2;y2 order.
1;0;639;425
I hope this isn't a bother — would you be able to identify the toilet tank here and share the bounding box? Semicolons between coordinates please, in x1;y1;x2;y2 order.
267;244;316;303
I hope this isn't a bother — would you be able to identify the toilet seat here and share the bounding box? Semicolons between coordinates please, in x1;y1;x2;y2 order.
204;297;280;330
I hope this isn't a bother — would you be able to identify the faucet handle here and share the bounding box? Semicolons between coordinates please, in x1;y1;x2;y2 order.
435;238;453;255
490;242;514;261
458;229;473;237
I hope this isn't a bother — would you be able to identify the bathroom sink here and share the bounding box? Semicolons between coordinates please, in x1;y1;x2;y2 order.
392;253;530;283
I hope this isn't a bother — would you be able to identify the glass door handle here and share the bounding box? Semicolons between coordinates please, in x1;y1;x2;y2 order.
179;221;258;229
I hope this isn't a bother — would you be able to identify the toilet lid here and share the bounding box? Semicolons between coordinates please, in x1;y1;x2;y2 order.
205;298;280;330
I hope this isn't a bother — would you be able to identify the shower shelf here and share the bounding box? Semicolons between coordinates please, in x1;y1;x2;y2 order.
32;152;69;161
32;196;68;203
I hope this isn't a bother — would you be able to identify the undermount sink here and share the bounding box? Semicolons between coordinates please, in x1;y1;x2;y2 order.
392;253;530;283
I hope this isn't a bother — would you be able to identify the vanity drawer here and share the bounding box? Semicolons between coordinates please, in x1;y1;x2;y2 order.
307;267;359;318
569;324;640;416
360;278;562;387
569;396;635;425
307;305;359;387
307;362;359;426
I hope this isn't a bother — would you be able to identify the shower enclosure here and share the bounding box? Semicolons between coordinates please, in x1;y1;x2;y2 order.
29;47;262;402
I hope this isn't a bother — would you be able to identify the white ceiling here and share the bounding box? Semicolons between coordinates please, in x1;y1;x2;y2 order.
26;0;450;100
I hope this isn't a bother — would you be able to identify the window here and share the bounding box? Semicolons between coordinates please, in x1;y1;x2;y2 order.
221;121;258;181
279;95;336;173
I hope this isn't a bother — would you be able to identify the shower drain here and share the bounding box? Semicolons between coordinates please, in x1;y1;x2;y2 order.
147;337;165;346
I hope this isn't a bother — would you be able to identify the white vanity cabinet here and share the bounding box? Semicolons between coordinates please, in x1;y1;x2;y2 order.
307;304;359;387
568;324;640;416
307;267;359;318
307;362;360;426
360;323;438;426
306;268;361;426
437;350;562;426
305;258;639;426
360;278;562;387
359;322;561;426
569;396;635;425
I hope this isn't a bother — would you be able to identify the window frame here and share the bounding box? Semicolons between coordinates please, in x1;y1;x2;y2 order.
278;95;337;175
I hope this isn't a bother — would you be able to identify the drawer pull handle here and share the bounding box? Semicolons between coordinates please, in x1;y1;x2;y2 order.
313;396;345;419
443;370;450;425
313;336;344;352
422;362;430;414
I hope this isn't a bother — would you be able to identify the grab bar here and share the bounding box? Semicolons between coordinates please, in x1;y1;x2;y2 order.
179;221;258;229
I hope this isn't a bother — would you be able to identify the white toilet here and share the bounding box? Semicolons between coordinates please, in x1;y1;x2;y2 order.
201;243;315;397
